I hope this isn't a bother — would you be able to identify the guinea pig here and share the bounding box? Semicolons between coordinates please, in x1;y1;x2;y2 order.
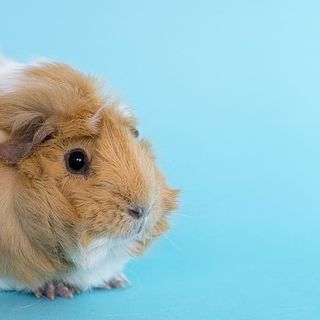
0;55;179;299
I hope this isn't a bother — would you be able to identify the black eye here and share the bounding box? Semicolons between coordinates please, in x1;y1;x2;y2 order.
131;127;139;138
65;149;89;175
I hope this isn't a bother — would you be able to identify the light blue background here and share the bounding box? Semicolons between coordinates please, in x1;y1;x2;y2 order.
1;1;320;319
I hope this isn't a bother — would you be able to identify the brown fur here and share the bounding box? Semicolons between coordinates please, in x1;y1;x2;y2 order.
0;62;179;288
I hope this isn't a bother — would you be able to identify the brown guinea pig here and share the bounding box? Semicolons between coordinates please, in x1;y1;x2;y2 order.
0;55;179;299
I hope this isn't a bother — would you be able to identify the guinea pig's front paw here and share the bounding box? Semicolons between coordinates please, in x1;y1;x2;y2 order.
102;273;131;290
33;282;79;300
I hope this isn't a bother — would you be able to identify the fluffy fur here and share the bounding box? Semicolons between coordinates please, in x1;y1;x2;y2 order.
0;56;179;297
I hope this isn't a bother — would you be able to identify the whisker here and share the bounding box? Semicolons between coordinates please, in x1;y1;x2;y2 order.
160;232;181;251
12;301;40;311
175;213;205;218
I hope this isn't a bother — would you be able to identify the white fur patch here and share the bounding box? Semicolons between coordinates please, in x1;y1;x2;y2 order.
0;55;26;94
62;238;135;290
118;104;133;118
0;278;28;291
0;54;50;95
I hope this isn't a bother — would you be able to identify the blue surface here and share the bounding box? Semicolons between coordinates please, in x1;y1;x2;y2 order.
1;1;320;319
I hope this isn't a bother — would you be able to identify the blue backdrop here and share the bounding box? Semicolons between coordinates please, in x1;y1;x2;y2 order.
1;1;320;319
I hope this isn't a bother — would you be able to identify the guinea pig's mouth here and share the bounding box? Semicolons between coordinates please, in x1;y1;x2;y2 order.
134;217;146;235
126;216;148;240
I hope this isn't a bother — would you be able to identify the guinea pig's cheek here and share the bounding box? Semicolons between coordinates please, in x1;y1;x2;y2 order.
109;214;136;238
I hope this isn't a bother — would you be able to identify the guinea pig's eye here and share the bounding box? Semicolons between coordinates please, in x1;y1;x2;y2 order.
131;127;139;138
65;149;89;175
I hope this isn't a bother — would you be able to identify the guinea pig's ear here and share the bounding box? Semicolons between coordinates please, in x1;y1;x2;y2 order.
0;122;56;164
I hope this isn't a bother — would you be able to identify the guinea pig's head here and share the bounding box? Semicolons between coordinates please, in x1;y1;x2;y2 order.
0;61;179;260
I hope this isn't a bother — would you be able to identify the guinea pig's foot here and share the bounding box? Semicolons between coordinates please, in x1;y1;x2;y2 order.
34;282;79;300
103;273;131;290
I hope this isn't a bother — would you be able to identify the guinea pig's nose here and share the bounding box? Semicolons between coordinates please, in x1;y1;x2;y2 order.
127;206;146;219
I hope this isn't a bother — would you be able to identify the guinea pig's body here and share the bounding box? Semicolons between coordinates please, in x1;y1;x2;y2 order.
0;56;178;299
